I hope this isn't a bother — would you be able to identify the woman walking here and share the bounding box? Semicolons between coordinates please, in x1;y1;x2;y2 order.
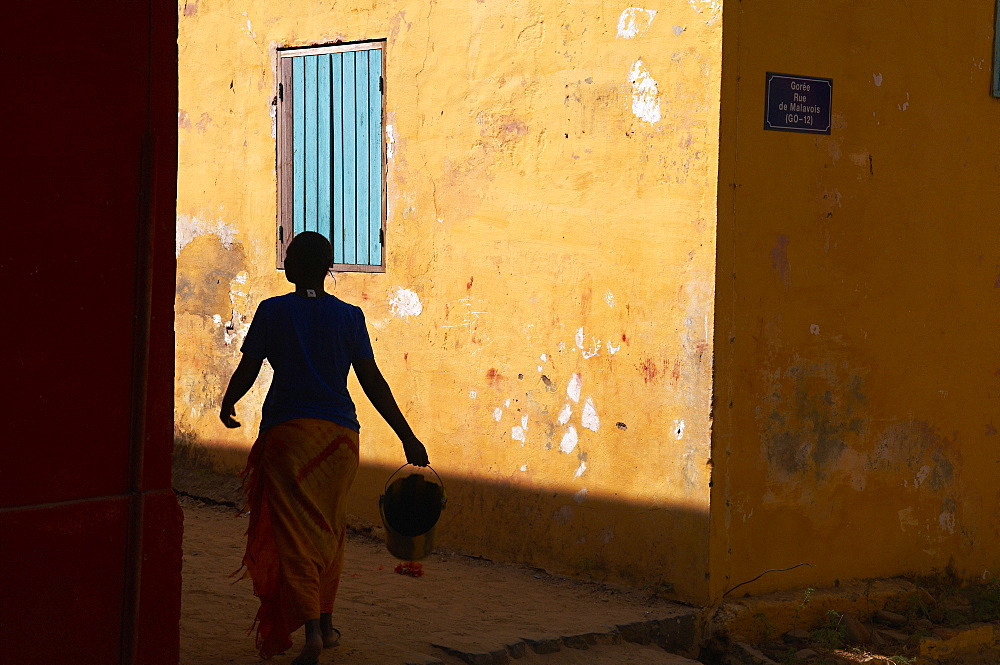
220;231;428;664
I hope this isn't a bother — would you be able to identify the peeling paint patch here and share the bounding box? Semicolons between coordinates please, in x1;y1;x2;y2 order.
574;460;587;477
553;505;574;525
874;421;956;492
468;390;477;399
673;419;685;440
605;290;616;307
826;138;844;163
810;324;820;335
939;510;956;534
222;270;252;346
194;112;212;133
573;488;588;503
574;328;603;359
629;59;661;124
673;26;685;36
898;507;919;532
560;426;579;454
512;425;526;443
386;124;396;160
607;340;621;355
582;397;600;432
898;92;910;111
849;152;871;169
240;12;257;39
176;233;250;330
493;407;503;422
821;188;843;210
616;8;657;39
686;0;721;25
567;373;582;402
761;363;869;480
558;403;572;425
176;214;238;256
389;288;422;317
873;73;883;87
574;328;602;358
520;464;528;472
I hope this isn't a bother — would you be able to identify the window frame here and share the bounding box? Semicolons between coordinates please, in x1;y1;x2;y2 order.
276;40;387;272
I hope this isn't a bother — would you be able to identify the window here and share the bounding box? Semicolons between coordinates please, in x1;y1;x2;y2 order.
277;41;386;271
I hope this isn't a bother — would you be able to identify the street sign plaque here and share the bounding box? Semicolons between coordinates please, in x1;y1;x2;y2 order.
764;72;833;134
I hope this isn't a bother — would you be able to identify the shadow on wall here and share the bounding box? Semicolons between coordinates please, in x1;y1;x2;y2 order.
173;439;711;602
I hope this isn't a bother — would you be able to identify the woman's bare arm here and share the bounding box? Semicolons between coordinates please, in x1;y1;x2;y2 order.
219;354;264;428
353;357;429;466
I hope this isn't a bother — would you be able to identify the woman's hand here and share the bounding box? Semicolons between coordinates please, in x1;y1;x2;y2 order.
218;355;262;429
220;403;241;429
402;436;429;466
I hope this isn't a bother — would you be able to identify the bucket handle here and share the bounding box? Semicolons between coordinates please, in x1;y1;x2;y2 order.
384;463;446;505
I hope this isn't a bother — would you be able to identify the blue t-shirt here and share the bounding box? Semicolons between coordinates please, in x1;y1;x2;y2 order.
240;293;375;433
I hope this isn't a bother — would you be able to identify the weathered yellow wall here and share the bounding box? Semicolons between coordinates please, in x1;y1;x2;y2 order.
712;2;1000;598
176;0;722;600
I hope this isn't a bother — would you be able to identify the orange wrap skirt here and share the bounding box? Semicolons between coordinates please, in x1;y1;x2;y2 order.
238;418;360;659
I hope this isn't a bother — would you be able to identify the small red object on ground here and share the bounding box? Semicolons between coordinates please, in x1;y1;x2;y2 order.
394;561;424;577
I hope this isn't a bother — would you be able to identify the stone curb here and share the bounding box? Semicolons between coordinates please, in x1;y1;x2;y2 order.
432;610;699;664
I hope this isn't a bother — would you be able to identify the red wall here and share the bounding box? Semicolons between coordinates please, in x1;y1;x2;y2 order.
1;2;180;663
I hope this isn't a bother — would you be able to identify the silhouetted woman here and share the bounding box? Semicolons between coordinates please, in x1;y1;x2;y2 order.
220;231;428;664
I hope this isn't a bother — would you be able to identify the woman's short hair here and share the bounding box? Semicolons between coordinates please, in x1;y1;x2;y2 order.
286;231;333;281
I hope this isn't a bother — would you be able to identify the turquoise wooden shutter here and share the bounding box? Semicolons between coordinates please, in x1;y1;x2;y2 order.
290;46;384;268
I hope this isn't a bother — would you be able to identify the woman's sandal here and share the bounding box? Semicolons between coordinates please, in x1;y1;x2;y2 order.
323;627;341;648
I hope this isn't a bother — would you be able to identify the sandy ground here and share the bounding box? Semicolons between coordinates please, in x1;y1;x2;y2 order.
179;496;702;665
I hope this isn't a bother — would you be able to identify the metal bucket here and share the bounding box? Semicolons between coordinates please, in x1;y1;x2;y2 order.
378;464;446;561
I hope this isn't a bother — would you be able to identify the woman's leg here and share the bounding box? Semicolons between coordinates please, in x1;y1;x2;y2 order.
320;613;340;647
291;619;323;665
318;539;346;648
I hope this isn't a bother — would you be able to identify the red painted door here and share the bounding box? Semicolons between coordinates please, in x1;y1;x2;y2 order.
1;2;181;663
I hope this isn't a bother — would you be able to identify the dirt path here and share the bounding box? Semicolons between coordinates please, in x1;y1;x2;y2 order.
179;496;701;665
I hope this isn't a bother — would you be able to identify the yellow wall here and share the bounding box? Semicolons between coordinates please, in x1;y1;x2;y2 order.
176;0;722;601
712;2;1000;598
